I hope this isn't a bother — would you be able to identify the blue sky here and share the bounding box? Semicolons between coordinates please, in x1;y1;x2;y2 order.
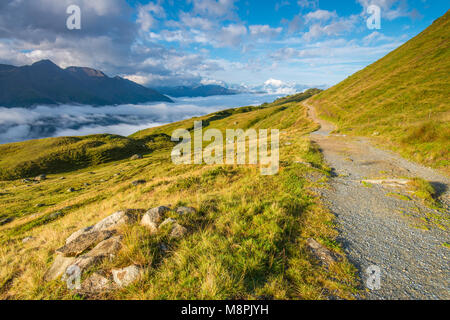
0;0;448;92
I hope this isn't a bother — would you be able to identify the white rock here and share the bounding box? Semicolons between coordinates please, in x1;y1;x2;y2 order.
112;265;142;287
92;209;144;232
22;236;33;243
140;214;158;234
66;226;94;245
44;255;75;281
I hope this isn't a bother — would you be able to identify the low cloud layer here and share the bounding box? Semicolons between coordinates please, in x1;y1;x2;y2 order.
0;94;281;144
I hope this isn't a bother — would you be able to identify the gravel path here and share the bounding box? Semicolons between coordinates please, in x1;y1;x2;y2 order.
306;103;450;300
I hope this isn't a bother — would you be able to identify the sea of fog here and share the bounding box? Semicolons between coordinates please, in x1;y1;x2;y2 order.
0;93;283;144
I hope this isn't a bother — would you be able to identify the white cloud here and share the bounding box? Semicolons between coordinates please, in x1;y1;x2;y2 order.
249;25;282;38
189;0;237;18
218;24;247;47
303;15;360;41
263;79;297;94
200;78;226;86
305;10;338;21
357;0;416;21
297;0;318;8
362;31;398;44
137;2;166;31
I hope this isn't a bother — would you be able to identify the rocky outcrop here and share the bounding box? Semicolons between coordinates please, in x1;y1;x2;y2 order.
70;236;123;273
45;206;190;292
56;230;115;257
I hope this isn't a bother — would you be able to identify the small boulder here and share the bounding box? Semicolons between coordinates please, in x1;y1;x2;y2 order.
159;218;187;239
67;188;75;193
130;154;143;160
80;272;116;293
148;206;171;217
22;236;33;243
140;215;158;234
86;236;123;259
49;212;63;219
146;206;169;223
35;174;47;181
159;218;176;229
44;255;75;281
35;203;45;208
140;206;170;234
0;217;13;226
176;206;196;215
56;230;115;257
132;180;146;186
306;238;340;267
92;209;145;232
112;265;142;287
171;224;188;239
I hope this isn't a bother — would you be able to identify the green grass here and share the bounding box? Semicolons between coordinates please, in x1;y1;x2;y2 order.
386;192;411;202
0;90;358;300
310;11;450;174
0;133;174;180
361;181;374;188
407;178;440;208
271;89;323;106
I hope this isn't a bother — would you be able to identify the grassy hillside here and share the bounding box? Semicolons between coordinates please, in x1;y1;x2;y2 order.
0;93;358;300
310;10;450;174
0;134;174;181
272;88;323;106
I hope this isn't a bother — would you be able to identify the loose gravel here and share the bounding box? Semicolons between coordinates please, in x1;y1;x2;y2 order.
307;104;450;300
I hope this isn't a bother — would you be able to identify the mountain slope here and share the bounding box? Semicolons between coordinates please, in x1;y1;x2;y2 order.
156;84;238;97
0;60;173;108
310;10;450;173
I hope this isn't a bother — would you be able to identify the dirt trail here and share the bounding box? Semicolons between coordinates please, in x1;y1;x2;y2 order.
306;103;450;300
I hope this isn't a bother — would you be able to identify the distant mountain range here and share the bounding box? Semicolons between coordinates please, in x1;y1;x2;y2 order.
0;60;173;108
156;85;238;98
